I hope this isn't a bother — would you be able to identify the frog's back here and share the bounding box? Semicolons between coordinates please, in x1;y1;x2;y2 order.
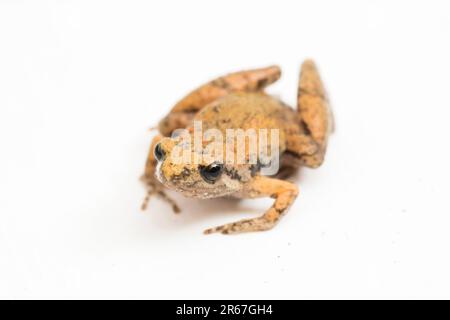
194;92;300;134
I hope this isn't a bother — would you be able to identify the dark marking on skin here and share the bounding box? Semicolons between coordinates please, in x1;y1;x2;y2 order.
250;158;275;177
237;112;253;127
256;78;268;90
171;167;191;182
274;207;284;214
258;158;272;168
182;168;190;177
212;104;220;113
250;163;260;177
298;120;311;135
298;87;325;99
224;167;242;181
212;78;230;90
275;166;296;180
182;105;199;113
283;150;302;160
185;180;200;188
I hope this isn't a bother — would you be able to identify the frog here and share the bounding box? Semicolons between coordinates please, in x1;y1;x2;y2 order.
141;60;332;234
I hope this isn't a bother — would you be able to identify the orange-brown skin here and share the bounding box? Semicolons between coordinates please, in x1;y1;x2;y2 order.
142;60;332;234
157;66;281;136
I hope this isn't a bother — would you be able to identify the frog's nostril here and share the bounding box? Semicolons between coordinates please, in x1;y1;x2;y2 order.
154;143;166;162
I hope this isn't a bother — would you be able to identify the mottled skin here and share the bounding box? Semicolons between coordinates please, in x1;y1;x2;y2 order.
142;60;332;234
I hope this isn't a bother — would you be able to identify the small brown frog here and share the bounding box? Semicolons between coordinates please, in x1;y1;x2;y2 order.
142;60;332;234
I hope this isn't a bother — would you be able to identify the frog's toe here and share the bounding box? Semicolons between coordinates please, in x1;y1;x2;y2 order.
204;218;270;235
203;223;244;235
203;222;234;234
203;225;227;235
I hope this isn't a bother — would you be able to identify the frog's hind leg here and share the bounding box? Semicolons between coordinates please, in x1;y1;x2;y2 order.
292;60;333;168
158;65;281;136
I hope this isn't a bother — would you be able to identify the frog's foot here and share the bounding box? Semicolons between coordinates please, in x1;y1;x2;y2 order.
204;176;298;235
141;180;180;213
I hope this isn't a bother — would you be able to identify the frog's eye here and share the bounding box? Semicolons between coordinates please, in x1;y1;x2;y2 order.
154;143;166;162
199;163;223;183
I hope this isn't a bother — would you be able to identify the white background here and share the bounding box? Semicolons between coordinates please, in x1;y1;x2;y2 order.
1;0;449;299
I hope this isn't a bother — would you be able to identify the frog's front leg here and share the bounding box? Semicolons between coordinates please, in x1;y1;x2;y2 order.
141;134;180;213
204;176;298;235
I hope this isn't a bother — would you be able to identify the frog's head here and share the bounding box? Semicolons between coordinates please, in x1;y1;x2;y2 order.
153;136;244;198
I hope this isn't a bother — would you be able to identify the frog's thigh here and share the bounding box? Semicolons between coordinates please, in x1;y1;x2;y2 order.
204;176;298;235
